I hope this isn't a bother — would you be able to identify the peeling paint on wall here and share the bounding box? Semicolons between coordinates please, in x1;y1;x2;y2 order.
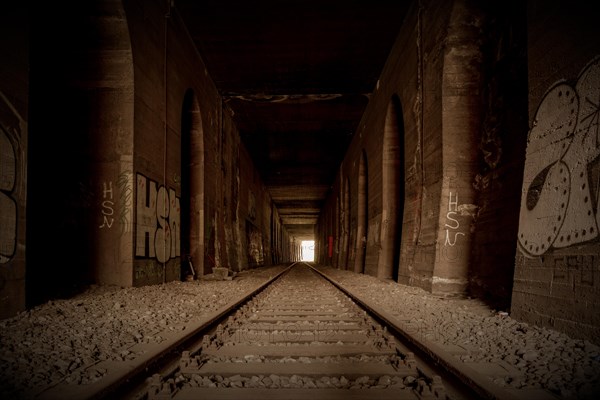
518;56;600;256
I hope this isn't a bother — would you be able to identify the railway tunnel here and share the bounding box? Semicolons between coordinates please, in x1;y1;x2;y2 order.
1;0;600;398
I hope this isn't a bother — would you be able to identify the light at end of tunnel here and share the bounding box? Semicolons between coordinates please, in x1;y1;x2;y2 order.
301;240;315;262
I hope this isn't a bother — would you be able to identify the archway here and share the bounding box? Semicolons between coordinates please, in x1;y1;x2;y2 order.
343;177;350;269
181;90;205;277
379;96;405;281
354;150;368;273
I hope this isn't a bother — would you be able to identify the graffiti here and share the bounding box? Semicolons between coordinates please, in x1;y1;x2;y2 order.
99;181;115;229
444;192;464;246
99;172;133;235
116;171;133;236
518;56;600;256
246;221;264;266
517;251;596;289
0;128;16;264
134;262;163;281
135;174;180;263
552;255;595;286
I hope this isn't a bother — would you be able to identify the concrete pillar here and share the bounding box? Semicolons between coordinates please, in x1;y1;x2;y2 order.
432;0;483;295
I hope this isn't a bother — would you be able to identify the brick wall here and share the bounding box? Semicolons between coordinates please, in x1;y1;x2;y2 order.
511;0;600;342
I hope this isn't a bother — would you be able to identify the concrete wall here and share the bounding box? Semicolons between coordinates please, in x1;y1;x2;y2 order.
317;0;527;309
2;0;285;316
511;0;600;342
467;2;528;309
318;0;451;286
28;0;135;304
237;136;276;271
118;0;281;281
9;0;597;347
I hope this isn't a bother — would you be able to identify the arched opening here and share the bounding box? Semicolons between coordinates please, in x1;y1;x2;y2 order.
355;150;368;273
334;196;340;268
343;177;351;270
337;177;350;270
380;96;405;281
181;90;205;278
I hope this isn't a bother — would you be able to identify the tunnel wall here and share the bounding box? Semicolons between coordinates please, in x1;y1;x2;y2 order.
27;0;136;304
123;2;289;283
318;0;528;310
511;1;600;343
107;0;280;281
318;0;451;283
2;0;283;316
0;4;28;319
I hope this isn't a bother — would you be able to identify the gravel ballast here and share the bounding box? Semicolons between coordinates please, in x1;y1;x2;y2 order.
0;265;285;399
316;265;600;399
1;263;599;399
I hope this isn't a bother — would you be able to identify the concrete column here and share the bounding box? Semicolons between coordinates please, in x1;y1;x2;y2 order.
432;0;483;295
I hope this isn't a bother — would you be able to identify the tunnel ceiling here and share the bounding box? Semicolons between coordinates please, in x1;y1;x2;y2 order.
176;0;409;240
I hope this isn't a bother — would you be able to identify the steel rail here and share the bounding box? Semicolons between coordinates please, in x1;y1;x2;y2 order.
308;263;522;400
43;261;525;400
36;263;295;400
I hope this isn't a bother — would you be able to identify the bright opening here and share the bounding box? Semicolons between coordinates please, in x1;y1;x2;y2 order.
301;240;315;262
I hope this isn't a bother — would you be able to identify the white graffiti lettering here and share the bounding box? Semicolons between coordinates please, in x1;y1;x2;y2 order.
99;181;115;229
135;174;180;261
444;192;464;246
518;56;600;256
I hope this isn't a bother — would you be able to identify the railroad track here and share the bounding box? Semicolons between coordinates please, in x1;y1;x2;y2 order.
169;262;434;399
39;262;524;399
